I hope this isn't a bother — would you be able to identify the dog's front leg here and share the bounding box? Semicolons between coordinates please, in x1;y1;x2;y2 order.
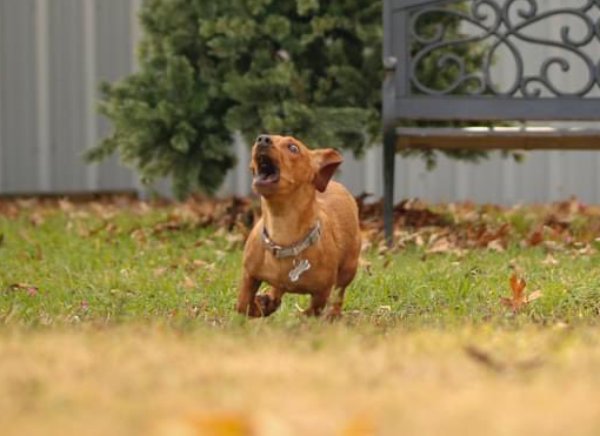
303;288;332;317
236;273;262;317
325;286;347;320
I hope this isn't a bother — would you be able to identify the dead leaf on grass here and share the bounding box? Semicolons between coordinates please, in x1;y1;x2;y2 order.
426;236;452;254
153;267;168;278
487;239;505;252
29;211;46;227
527;229;544;247
376;305;392;315
182;275;196;290
382;257;392;269
500;273;542;313
225;232;245;250
414;234;425;247
130;228;148;244
541;254;559;266
575;244;597;257
359;258;372;276
8;283;39;297
89;202;117;220
526;289;543;303
58;198;74;212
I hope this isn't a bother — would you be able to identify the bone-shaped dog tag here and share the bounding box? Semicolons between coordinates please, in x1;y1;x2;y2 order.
289;259;311;282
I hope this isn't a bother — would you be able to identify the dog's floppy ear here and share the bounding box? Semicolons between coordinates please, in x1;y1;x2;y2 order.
312;148;343;192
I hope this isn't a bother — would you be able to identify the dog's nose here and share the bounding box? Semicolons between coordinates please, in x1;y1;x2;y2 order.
256;135;272;150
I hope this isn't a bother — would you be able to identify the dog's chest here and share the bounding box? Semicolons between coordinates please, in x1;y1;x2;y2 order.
260;255;334;292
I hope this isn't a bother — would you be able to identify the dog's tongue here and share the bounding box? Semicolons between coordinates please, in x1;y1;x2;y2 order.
255;172;277;184
255;156;279;184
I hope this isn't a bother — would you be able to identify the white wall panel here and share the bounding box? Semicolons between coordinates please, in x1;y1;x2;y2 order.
1;0;600;205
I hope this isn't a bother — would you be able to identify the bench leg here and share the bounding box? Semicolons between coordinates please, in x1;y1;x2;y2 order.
383;129;395;247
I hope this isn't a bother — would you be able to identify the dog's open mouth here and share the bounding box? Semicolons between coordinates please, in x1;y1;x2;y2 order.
254;154;280;186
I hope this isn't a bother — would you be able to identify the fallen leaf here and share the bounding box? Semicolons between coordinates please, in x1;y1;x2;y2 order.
192;259;215;270
414;234;425;247
508;260;525;277
541;254;559;266
526;289;543;302
527;229;544;247
58;198;74;212
29;211;45;227
183;276;196;290
487;239;505;252
225;232;244;245
9;283;39;297
130;228;147;244
359;258;372;276
427;237;452;254
576;245;597;256
376;243;389;256
500;273;542;313
153;267;168;277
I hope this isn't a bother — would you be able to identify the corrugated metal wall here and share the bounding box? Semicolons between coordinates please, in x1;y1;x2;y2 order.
0;0;141;195
1;0;600;203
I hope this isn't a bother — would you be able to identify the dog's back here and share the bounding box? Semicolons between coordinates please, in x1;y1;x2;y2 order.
317;181;361;286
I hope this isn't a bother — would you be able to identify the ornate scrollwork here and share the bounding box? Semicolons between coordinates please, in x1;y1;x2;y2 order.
409;0;600;97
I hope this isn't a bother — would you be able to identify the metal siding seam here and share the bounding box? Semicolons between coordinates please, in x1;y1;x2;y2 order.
365;145;381;197
36;0;51;191
596;145;600;203
454;160;469;201
501;155;516;204
130;0;142;72
83;0;98;190
130;0;144;195
234;132;250;196
547;151;562;201
0;0;3;191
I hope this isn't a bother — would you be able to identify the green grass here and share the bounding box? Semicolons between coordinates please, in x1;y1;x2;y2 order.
2;202;600;435
1;204;599;328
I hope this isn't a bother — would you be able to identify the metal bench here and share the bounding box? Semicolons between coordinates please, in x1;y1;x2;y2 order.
382;0;600;244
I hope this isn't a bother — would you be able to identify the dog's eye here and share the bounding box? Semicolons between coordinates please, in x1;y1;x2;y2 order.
288;143;299;154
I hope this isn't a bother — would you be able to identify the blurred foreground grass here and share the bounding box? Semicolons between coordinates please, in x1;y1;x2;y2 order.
1;198;600;435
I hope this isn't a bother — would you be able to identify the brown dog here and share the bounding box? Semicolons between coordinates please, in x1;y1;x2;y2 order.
236;134;361;318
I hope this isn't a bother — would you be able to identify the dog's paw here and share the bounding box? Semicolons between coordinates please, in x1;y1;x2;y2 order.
254;294;280;316
325;309;342;322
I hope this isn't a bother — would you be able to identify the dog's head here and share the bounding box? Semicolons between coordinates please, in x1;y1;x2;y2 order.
250;134;342;198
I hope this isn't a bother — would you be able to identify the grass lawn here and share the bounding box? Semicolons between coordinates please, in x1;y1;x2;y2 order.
1;197;600;435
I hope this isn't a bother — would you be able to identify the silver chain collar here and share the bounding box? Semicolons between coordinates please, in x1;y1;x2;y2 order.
261;221;321;259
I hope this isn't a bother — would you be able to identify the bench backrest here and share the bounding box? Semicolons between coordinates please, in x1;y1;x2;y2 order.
383;0;600;126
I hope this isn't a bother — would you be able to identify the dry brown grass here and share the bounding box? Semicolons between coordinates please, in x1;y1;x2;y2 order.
1;325;600;436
